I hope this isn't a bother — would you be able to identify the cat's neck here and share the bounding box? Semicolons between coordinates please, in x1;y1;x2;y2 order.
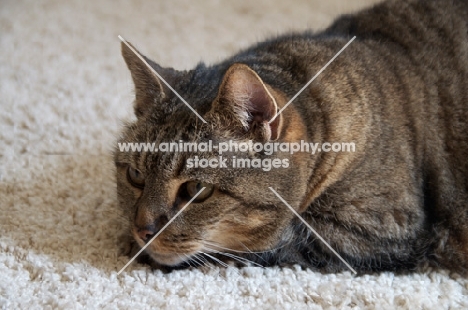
288;72;375;211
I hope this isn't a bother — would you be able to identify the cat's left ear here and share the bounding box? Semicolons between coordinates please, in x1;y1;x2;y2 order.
213;63;282;141
121;41;171;118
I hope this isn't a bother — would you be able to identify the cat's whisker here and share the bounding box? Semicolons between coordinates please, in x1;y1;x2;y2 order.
195;253;219;271
202;252;245;278
183;253;201;268
203;241;265;264
181;253;192;267
202;252;230;268
202;245;248;265
195;255;208;268
211;250;264;268
194;253;211;266
236;240;269;262
202;239;283;266
202;241;255;254
191;253;206;267
203;240;268;254
240;239;290;254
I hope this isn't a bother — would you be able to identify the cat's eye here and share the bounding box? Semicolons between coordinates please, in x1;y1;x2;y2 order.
127;166;145;189
185;181;214;203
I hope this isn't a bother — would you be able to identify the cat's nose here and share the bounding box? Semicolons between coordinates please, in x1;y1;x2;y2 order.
135;215;169;242
137;224;157;242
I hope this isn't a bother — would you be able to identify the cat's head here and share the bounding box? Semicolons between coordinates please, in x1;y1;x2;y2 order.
114;42;310;267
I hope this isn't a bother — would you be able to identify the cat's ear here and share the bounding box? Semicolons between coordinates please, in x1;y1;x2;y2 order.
121;41;166;118
214;63;282;141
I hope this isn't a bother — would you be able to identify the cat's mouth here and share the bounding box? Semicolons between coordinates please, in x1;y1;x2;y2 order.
132;230;202;266
143;244;200;267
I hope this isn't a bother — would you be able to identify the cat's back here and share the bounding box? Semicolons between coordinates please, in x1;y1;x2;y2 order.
328;0;468;45
329;0;468;268
301;0;468;182
327;0;468;202
230;0;468;192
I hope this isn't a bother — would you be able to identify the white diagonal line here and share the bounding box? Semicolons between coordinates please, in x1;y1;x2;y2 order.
269;36;356;124
117;187;207;275
268;187;357;275
118;35;207;124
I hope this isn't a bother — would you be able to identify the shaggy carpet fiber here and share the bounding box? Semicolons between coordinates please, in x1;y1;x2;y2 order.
1;0;468;309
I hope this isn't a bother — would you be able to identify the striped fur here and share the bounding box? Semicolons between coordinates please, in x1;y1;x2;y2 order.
115;0;468;274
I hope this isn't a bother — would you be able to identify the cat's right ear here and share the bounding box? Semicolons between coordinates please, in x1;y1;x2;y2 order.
121;42;165;118
211;63;283;141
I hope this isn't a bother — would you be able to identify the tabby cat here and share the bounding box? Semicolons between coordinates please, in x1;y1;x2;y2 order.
114;0;468;274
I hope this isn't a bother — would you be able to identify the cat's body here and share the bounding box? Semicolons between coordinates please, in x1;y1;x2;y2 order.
115;0;468;274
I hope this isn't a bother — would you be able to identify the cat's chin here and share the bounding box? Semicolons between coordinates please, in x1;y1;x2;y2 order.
146;252;187;267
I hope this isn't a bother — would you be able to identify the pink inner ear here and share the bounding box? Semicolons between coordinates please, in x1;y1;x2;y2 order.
217;64;281;140
248;83;277;123
245;82;280;140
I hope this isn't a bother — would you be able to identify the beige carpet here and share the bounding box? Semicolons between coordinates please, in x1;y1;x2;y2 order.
1;0;468;308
